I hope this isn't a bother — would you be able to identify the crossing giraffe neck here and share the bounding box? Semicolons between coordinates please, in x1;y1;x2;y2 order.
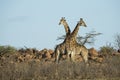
71;18;87;41
59;17;71;36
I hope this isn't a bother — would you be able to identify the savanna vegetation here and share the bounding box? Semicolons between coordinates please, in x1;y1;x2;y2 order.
0;33;120;80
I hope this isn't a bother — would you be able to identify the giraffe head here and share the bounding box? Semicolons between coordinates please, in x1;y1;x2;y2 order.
59;17;66;25
78;18;87;27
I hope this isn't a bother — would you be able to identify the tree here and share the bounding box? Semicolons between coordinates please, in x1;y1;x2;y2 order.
77;30;102;45
114;33;120;49
57;30;102;45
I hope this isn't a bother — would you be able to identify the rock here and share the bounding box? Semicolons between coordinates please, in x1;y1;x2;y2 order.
88;48;99;57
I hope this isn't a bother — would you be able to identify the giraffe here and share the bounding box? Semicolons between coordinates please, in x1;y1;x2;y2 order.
55;18;88;63
54;17;71;63
66;18;88;63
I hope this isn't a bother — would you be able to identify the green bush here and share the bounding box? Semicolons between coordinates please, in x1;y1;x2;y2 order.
0;45;17;55
99;44;115;56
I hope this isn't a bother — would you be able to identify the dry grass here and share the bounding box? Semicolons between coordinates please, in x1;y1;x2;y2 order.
0;55;120;80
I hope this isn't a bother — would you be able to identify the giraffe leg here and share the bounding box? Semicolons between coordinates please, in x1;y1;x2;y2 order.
67;52;71;61
55;49;60;63
81;50;88;63
71;51;75;62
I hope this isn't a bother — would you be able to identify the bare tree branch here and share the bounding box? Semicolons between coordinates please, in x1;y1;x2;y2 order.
77;30;102;45
114;33;120;49
56;35;66;40
57;30;102;46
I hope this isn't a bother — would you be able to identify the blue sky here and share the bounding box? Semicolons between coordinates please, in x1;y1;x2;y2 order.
0;0;120;50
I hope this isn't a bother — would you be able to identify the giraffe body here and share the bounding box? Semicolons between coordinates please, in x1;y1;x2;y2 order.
71;43;88;63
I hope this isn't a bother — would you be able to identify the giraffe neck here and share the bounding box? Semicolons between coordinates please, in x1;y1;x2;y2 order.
63;22;71;36
71;23;80;39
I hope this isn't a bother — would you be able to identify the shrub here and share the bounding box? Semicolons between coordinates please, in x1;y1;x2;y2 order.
99;43;115;56
0;45;17;55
